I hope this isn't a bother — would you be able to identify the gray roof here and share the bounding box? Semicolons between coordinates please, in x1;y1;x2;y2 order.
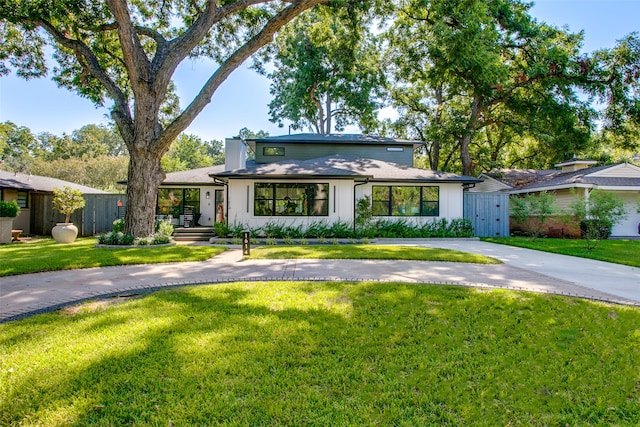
486;163;640;192
214;155;481;184
485;168;559;189
516;164;640;191
247;133;420;147
162;164;226;185
0;170;107;194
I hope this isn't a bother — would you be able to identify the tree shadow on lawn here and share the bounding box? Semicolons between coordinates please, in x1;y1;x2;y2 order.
2;282;640;426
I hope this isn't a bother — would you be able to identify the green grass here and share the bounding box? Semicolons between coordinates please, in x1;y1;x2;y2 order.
2;281;639;425
484;237;640;268
0;238;227;276
248;245;501;264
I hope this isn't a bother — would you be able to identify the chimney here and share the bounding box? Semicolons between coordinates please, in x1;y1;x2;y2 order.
224;138;247;171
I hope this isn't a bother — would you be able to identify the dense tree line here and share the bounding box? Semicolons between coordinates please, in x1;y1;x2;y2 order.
0;121;224;191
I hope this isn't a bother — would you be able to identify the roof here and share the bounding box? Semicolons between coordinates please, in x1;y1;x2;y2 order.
503;163;640;193
0;170;107;194
213;155;481;184
485;168;559;189
162;164;226;185
245;133;421;148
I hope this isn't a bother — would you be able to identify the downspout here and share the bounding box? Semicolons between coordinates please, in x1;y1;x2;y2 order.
353;179;370;234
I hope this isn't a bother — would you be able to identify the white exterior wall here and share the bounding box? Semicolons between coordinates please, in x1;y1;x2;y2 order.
226;180;467;230
226;179;354;229
610;191;640;237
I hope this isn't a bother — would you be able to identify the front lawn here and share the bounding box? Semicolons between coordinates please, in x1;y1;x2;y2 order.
248;245;501;264
484;237;640;268
0;238;226;276
1;281;639;425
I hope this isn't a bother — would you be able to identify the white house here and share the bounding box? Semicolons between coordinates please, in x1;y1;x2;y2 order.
205;135;480;231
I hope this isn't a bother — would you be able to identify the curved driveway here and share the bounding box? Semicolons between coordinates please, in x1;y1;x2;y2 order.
1;239;639;322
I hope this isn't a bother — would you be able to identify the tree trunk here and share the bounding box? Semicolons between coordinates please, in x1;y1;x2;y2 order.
431;85;444;170
460;95;481;176
125;147;165;237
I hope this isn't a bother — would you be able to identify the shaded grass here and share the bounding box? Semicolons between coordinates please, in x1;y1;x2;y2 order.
248;245;501;264
484;237;640;268
0;238;226;276
1;281;639;425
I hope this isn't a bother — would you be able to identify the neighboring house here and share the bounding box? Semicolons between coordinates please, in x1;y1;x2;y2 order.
0;170;107;235
473;159;640;237
205;134;480;230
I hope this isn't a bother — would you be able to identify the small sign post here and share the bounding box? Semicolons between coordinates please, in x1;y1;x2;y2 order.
242;230;250;256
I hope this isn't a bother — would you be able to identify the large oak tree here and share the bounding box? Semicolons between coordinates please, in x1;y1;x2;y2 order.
0;0;332;237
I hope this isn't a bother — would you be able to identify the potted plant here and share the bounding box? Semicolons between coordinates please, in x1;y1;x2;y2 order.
51;186;85;243
0;200;20;244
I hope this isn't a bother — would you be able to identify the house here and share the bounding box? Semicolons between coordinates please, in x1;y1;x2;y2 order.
204;134;480;231
473;159;640;237
159;165;226;227
0;170;107;235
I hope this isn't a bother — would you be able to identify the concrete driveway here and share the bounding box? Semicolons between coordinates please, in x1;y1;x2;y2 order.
1;239;639;322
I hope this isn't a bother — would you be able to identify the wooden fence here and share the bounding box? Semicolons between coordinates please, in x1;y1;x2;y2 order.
31;193;127;237
463;192;510;237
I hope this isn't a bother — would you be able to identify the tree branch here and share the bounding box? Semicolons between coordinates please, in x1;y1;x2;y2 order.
159;0;328;149
34;19;133;141
106;0;152;87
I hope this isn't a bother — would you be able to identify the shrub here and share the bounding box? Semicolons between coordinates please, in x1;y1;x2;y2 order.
155;219;174;237
570;190;627;249
98;231;135;246
112;219;125;233
510;192;556;240
0;200;20;218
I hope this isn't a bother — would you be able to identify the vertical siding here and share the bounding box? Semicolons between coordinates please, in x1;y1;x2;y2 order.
463;192;510;237
82;194;127;236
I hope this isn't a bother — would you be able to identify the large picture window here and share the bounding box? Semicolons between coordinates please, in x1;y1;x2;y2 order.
372;186;439;217
255;183;329;216
157;188;200;218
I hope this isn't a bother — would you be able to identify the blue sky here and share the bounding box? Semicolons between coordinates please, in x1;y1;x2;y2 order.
0;0;639;142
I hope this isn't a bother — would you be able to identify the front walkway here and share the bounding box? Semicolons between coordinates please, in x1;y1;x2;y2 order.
1;240;639;323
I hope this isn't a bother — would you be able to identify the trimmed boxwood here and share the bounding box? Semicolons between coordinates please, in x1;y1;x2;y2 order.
0;200;20;218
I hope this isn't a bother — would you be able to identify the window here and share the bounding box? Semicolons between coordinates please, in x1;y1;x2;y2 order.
17;191;28;208
157;188;200;218
372;186;439;217
263;147;285;156
255;183;329;216
386;147;404;152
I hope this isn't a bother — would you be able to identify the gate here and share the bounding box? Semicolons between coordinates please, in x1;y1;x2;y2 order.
81;194;127;236
463;192;509;237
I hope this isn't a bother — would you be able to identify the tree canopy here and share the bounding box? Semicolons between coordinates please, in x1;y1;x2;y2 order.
265;3;384;134
1;0;331;237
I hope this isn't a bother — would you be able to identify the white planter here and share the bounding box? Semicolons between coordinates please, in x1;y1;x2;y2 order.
0;217;13;244
52;223;78;244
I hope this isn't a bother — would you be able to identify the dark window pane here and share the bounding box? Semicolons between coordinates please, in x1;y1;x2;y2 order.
17;191;28;208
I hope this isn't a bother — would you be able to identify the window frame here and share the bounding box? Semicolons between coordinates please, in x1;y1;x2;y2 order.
254;183;329;217
372;185;440;217
262;146;285;156
17;191;28;208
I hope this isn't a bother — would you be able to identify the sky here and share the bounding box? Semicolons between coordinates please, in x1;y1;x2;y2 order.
0;0;639;143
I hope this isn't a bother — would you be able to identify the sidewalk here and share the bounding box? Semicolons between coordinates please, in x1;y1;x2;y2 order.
2;240;639;322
